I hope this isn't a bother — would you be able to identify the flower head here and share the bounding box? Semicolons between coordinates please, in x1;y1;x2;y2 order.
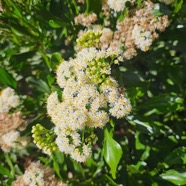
0;87;20;113
12;161;67;186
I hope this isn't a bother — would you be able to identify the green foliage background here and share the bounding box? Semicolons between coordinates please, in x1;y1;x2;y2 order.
0;0;186;185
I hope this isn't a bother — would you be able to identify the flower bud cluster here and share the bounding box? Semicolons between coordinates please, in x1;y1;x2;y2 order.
84;132;98;145
76;30;102;49
76;28;115;52
86;58;110;84
32;124;58;155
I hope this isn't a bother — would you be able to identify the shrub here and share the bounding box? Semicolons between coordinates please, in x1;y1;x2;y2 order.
0;0;186;185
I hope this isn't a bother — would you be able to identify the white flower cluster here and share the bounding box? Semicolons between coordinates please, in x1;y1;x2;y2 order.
55;127;91;162
12;161;67;186
0;130;29;152
0;87;20;113
74;13;97;27
23;162;45;186
100;82;132;118
0;87;29;152
47;47;131;162
107;0;127;12
132;25;153;52
100;28;113;50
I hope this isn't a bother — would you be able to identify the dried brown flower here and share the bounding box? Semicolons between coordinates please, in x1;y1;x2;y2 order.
109;0;170;59
0;112;25;137
74;13;97;27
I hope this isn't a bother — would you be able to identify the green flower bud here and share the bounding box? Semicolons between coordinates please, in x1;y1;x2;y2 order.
31;124;58;155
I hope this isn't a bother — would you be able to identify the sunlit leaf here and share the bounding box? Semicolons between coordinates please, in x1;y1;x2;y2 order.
160;169;186;185
53;161;62;179
173;0;183;13
49;20;63;28
164;147;186;167
50;52;63;70
0;165;11;176
103;128;123;179
26;77;50;93
127;116;154;134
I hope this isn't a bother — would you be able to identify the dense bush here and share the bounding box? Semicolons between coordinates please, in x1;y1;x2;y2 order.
0;0;186;185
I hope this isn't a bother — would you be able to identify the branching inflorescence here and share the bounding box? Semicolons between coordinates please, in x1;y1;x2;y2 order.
33;47;131;162
76;1;170;59
32;0;173;163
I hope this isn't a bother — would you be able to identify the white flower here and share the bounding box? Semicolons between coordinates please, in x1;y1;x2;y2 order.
87;110;109;128
0;130;29;152
70;145;91;162
55;127;81;155
12;161;67;186
0;87;20;113
132;25;153;51
23;162;45;186
56;61;75;89
55;126;91;162
109;95;132;118
108;0;127;12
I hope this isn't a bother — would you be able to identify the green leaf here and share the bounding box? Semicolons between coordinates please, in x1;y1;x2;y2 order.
103;174;119;186
137;94;182;113
53;161;62;179
50;53;62;70
0;165;11;176
47;75;55;87
49;20;63;28
0;67;17;88
164;147;186;167
26;77;50;93
160;169;186;185
4;0;22;18
152;10;163;16
53;151;64;164
135;131;145;150
127;116;153;134
38;157;51;165
136;0;143;5
103;128;123;179
4;153;15;178
173;0;183;13
72;159;85;178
